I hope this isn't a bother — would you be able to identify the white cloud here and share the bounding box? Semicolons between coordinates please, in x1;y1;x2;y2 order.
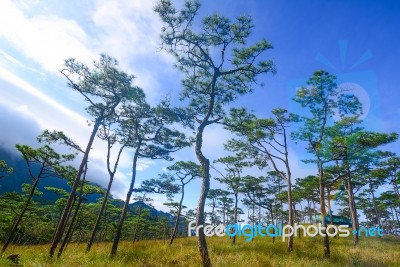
0;0;95;73
90;0;175;102
0;0;176;104
202;124;235;160
91;0;162;61
0;66;88;129
0;0;186;202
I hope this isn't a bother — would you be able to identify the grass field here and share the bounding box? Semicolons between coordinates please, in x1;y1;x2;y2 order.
1;235;399;266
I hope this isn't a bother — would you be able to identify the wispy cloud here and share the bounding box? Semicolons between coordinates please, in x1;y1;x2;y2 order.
0;0;176;103
0;0;96;73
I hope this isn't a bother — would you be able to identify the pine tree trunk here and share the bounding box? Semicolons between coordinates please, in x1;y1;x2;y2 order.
195;124;212;267
346;167;359;246
269;207;275;243
392;176;400;210
318;160;330;258
110;147;139;257
287;178;294;252
369;177;380;226
50;119;101;257
170;189;185;245
132;205;143;242
232;193;238;244
87;175;114;252
2;178;39;253
57;196;84;257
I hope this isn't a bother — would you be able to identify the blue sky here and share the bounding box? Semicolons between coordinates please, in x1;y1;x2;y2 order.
0;0;399;217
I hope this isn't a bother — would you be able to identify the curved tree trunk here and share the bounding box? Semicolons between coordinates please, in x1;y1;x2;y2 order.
195;124;212;267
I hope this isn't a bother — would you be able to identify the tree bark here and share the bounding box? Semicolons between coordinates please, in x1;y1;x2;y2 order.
132;204;143;242
195;123;212;267
346;169;359;246
368;177;380;226
391;175;400;210
110;147;139;257
87;175;114;252
87;141;124;252
50;119;101;257
57;196;84;257
286;178;294;252
232;193;238;244
1;178;39;253
318;160;330;258
170;187;185;245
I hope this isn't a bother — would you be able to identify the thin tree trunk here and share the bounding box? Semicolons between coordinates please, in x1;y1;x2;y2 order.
390;207;396;233
252;202;255;228
2;178;39;253
195;124;212;267
87;176;114;252
232;193;238;244
313;201;317;222
50;119;101;257
100;211;109;242
57;163;88;256
57;196;84;257
318;160;330;258
110;147;139;257
327;188;333;225
369;177;380;226
170;188;185;245
346;167;359;246
392;176;400;210
394;207;400;228
87;141;124;252
77;228;85;244
211;200;216;226
269;207;275;243
287;178;294;252
132;205;143;242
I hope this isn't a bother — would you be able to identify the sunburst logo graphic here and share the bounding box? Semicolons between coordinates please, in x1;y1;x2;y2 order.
316;40;375;120
288;40;380;128
288;40;381;171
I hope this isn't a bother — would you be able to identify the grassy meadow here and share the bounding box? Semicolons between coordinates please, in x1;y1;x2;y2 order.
1;234;399;267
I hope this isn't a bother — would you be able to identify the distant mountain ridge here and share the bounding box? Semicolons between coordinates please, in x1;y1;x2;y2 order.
0;147;102;202
0;147;173;220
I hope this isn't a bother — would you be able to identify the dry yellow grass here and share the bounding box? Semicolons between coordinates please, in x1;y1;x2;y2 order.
1;234;399;266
